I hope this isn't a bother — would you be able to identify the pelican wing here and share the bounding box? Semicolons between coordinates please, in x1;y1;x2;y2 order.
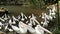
11;25;19;30
27;25;35;33
37;25;52;34
19;27;27;33
11;25;21;33
35;25;44;34
0;18;5;21
18;21;28;33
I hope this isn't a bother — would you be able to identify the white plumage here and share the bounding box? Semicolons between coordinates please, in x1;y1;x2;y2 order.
11;25;20;33
0;17;5;22
3;14;8;20
11;21;27;34
9;19;12;24
17;15;21;20
0;22;3;29
0;12;53;34
4;24;8;30
8;28;13;32
18;21;27;33
41;13;45;19
49;8;56;18
0;22;3;26
35;25;52;34
12;20;16;24
21;12;25;21
24;15;27;19
35;25;44;34
27;25;36;33
12;16;19;21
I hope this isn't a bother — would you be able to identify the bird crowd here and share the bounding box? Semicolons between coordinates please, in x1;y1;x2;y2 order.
0;5;56;34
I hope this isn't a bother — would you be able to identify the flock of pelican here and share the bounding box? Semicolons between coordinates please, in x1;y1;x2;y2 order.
0;5;56;34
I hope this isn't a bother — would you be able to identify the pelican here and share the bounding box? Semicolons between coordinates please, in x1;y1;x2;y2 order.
34;25;52;34
44;13;53;20
49;9;56;18
31;14;36;25
35;25;44;34
1;14;9;20
21;12;25;21
11;24;27;34
10;25;20;33
9;19;16;24
41;13;45;19
41;13;50;27
24;20;36;33
18;21;27;33
28;18;36;26
27;16;41;33
4;14;8;20
28;14;36;27
20;12;27;21
27;25;36;33
1;14;10;21
42;21;49;27
11;21;27;34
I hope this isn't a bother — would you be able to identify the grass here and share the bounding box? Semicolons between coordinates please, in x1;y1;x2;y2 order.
0;6;35;16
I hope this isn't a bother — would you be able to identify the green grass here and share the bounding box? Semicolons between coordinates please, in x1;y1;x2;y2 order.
0;6;33;16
